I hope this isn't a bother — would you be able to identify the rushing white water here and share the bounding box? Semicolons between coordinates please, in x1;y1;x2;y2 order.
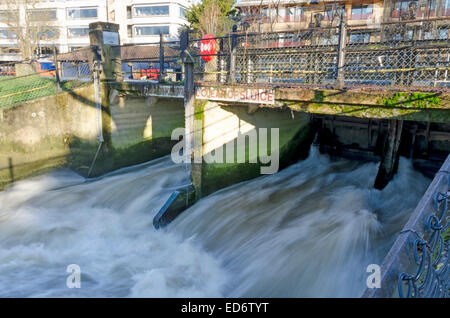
0;147;431;297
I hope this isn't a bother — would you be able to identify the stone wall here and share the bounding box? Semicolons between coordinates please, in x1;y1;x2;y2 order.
0;84;98;190
0;84;185;190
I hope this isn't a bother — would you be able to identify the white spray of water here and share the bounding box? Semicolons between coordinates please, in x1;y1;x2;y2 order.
0;157;227;297
0;148;430;297
169;147;431;297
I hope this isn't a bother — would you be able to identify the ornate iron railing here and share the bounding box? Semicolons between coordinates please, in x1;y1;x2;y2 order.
397;173;449;297
362;155;450;298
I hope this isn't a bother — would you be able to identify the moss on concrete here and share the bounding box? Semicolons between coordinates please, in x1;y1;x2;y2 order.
199;106;314;197
0;83;185;190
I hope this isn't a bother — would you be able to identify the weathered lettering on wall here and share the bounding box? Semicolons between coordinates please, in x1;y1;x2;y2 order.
195;87;275;105
142;85;184;98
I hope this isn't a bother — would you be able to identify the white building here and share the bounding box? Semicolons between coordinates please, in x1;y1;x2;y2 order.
109;0;191;44
0;0;190;62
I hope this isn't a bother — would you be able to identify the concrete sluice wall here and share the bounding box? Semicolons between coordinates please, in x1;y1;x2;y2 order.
0;84;185;190
192;101;316;198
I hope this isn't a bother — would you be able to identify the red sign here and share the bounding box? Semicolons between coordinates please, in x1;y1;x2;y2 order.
195;86;275;105
200;34;216;62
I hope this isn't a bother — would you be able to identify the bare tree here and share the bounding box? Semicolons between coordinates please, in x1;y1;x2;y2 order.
198;1;222;34
0;0;57;61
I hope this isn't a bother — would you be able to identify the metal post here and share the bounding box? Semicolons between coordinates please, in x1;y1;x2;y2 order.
159;33;165;83
219;38;225;83
53;46;61;92
247;56;253;84
229;24;238;84
180;30;195;165
336;11;347;89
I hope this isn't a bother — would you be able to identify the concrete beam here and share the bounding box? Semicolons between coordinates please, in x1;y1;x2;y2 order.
278;88;450;124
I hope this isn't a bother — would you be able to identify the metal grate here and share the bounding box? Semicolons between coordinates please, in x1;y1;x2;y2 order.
190;17;450;91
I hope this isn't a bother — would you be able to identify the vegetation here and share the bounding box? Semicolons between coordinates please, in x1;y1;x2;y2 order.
0;0;58;61
381;92;441;108
185;0;237;36
0;75;89;108
0;75;56;108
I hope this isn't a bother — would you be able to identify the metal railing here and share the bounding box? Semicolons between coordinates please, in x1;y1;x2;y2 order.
187;16;450;91
0;47;94;109
115;36;183;83
362;154;450;298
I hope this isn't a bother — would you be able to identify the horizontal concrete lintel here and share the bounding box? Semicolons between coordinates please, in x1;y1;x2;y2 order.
274;87;450;107
212;86;450;123
108;81;184;99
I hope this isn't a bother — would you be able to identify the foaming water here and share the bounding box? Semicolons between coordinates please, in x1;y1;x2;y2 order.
0;148;430;297
0;157;226;297
168;147;431;297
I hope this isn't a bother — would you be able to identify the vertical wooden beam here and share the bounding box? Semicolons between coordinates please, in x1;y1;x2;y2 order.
374;119;404;190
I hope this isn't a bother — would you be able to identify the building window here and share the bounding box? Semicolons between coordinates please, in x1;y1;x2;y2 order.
349;32;371;43
324;7;333;21
133;6;169;17
68;28;89;38
180;7;187;18
0;29;17;39
34;28;59;40
286;6;305;22
134;25;170;36
443;0;450;16
392;1;419;18
439;28;449;39
351;4;373;20
425;0;437;17
0;10;18;23
392;29;414;40
30;9;57;21
67;8;98;20
37;47;54;55
323;6;343;21
0;47;19;54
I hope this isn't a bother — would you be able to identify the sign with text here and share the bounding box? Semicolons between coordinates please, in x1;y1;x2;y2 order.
195;87;275;105
200;34;217;62
143;85;184;98
103;31;119;45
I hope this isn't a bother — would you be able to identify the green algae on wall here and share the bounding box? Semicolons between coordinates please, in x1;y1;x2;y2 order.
196;103;314;197
284;91;449;123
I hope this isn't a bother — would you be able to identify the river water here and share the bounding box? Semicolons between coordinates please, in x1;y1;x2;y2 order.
0;147;430;297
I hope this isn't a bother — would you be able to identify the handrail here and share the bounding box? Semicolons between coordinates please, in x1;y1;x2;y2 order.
362;154;450;298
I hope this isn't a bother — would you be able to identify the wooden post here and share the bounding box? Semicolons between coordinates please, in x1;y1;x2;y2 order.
336;11;347;89
8;157;14;184
374;119;404;190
